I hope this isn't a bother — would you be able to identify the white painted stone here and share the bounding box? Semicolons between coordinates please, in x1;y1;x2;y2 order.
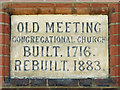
10;15;108;79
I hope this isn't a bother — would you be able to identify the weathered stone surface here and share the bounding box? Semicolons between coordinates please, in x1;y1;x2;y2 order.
10;15;108;79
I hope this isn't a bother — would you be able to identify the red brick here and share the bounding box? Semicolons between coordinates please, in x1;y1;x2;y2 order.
11;3;54;8
110;25;120;34
55;4;72;14
110;46;120;56
55;8;72;14
0;46;4;55
91;3;108;14
0;56;4;66
4;67;9;76
110;67;120;76
56;3;72;7
74;3;90;7
92;3;108;7
110;35;120;45
74;3;90;14
109;4;120;12
0;35;4;44
74;7;90;14
4;57;10;67
10;8;39;15
0;25;3;33
0;67;4;76
91;7;108;14
4;25;10;34
0;25;10;34
0;13;9;23
0;35;10;45
4;46;10;56
0;14;4;22
38;7;54;14
5;36;10;45
0;56;9;67
0;46;10;55
112;77;120;86
38;3;55;7
110;56;120;66
11;3;30;8
110;13;120;23
4;13;9;24
6;7;55;14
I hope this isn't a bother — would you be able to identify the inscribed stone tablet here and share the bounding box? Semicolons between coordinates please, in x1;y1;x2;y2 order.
10;15;108;79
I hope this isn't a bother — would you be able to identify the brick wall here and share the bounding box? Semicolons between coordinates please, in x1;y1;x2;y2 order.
109;3;120;87
0;5;10;90
0;0;120;90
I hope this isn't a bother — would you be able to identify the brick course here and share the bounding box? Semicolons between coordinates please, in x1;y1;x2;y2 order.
110;56;120;66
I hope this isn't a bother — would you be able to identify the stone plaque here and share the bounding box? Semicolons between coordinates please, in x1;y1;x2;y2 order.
11;15;108;79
